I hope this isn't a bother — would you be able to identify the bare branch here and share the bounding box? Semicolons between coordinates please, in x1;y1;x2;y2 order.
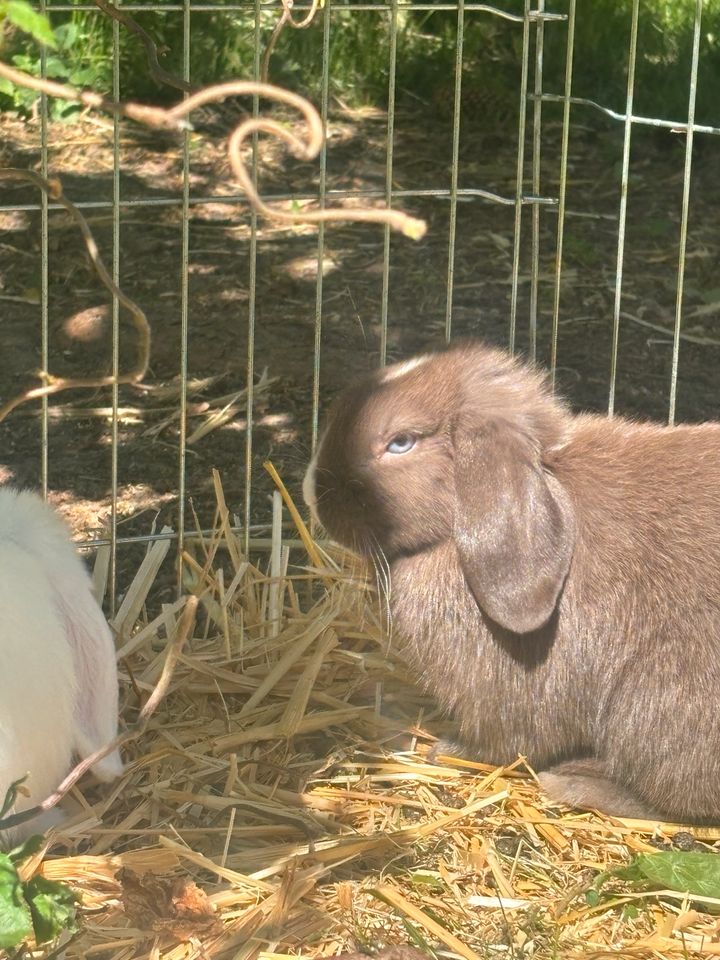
0;168;151;424
262;0;323;84
0;595;198;834
281;0;322;31
93;0;194;94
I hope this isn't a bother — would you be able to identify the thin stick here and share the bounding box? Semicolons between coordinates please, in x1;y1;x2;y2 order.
261;0;323;84
93;0;193;94
0;168;151;423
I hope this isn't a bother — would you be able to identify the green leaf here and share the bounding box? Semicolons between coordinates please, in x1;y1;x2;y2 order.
24;876;78;945
0;854;32;949
627;852;720;899
53;20;77;48
591;852;720;907
584;888;600;907
408;871;445;892
10;53;38;73
3;0;56;47
0;77;13;95
9;834;46;866
44;55;70;79
68;66;100;86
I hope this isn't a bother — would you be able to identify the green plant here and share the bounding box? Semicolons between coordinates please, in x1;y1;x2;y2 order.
0;0;112;117
6;18;110;117
0;780;78;950
0;778;77;950
0;0;54;48
0;777;77;950
2;0;720;128
0;837;79;948
587;850;720;909
545;0;720;127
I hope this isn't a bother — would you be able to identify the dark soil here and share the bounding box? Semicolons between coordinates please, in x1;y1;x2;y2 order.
1;104;720;582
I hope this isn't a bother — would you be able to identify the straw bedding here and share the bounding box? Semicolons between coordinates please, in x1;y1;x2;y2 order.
16;470;720;960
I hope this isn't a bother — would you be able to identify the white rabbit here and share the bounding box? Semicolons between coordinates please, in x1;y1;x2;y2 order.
0;488;122;840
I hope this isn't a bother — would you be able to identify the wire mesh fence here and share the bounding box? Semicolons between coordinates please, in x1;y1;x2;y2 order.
1;0;718;604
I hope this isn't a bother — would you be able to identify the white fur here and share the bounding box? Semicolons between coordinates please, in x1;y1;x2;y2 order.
0;489;122;841
380;355;430;382
303;451;318;517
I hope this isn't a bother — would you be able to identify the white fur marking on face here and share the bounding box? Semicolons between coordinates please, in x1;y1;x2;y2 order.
380;355;430;382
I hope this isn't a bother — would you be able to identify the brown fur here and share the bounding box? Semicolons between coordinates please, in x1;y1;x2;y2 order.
304;341;720;822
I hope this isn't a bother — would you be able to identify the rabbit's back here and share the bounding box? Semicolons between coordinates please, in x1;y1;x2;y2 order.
0;539;76;813
0;488;122;836
0;488;86;566
391;414;720;819
561;417;720;818
558;417;720;618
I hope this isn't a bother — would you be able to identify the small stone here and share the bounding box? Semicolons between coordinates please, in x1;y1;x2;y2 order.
495;834;524;857
672;831;697;851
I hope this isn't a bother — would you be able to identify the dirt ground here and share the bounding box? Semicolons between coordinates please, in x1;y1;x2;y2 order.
1;103;720;582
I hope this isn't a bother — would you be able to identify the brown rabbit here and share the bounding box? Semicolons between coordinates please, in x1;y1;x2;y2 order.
303;341;720;822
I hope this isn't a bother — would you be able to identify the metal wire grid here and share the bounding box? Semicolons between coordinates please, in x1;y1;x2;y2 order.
2;0;718;589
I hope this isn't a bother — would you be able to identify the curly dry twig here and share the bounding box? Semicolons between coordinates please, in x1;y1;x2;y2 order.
93;0;193;94
261;0;323;84
0;169;151;424
279;0;323;32
170;82;425;237
0;64;427;239
0;59;184;129
0;595;198;835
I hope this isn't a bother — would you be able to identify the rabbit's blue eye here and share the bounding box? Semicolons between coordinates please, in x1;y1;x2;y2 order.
386;433;416;455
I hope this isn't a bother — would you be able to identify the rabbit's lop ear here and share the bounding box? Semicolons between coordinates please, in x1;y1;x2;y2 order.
453;420;575;635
